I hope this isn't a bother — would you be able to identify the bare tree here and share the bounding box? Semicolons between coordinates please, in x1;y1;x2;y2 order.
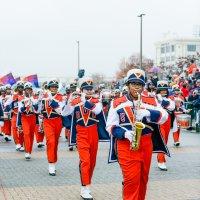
91;73;105;85
116;54;153;80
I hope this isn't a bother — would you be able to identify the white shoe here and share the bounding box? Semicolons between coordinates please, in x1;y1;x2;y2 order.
49;163;56;176
25;153;31;160
174;142;180;147
16;144;21;151
80;186;93;200
86;185;91;194
158;162;167;171
19;146;25;152
4;136;11;142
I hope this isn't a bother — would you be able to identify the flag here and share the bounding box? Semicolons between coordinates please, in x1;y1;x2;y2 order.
15;77;21;82
0;73;16;85
24;74;39;88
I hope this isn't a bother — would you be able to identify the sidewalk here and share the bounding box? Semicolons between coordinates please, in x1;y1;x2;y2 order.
0;130;200;200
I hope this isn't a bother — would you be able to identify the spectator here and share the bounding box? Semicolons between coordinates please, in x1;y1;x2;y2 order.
181;83;189;100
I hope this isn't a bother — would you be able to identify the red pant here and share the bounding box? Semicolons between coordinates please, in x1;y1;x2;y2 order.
43;117;62;163
22;115;36;154
76;124;99;186
117;134;153;200
35;125;44;143
157;115;171;163
11;114;24;146
173;129;180;143
2;120;11;136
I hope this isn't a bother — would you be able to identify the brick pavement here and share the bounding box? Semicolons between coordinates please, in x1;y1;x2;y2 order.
0;130;200;200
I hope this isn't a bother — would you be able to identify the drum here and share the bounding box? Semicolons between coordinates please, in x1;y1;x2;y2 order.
176;114;191;129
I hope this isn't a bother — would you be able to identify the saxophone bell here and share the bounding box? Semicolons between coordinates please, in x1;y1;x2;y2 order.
131;92;145;151
131;121;145;150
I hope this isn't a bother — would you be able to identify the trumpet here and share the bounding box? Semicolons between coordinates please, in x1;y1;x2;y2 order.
131;92;145;151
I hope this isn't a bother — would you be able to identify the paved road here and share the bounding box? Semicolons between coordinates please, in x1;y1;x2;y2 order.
0;129;200;200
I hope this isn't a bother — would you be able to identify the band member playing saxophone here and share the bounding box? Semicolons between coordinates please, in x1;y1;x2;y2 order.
106;68;170;200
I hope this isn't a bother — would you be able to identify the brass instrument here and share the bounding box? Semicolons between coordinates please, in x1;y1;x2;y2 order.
131;92;145;151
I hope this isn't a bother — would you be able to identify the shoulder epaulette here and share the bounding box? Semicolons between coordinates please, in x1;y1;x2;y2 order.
55;93;63;101
90;98;99;104
113;96;127;108
71;97;81;106
142;95;157;106
168;95;174;101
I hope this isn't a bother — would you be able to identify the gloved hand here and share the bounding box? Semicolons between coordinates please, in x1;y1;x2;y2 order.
0;121;4;127
124;130;134;143
136;109;150;121
48;92;53;101
81;93;86;103
157;94;163;102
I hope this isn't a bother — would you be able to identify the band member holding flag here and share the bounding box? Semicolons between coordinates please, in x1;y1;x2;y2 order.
18;82;39;160
62;77;109;200
106;69;169;200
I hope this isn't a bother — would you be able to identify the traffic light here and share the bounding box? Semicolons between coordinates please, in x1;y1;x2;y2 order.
78;69;85;78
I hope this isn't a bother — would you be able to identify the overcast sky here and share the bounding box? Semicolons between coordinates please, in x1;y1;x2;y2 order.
0;0;199;79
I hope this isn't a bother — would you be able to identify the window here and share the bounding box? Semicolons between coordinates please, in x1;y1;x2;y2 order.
171;45;175;52
166;56;170;62
187;44;196;52
171;56;175;61
160;57;165;62
161;46;165;54
166;45;170;53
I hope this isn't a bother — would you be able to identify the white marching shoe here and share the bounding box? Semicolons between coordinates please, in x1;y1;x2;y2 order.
16;144;21;151
25;153;31;160
49;163;56;176
80;186;93;200
158;162;167;171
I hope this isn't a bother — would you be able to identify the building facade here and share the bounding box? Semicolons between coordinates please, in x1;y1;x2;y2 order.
155;37;200;66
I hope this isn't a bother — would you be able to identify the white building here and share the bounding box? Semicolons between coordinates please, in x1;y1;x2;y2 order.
155;36;200;66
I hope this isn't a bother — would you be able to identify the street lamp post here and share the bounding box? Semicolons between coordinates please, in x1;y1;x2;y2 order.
138;14;145;69
77;41;80;75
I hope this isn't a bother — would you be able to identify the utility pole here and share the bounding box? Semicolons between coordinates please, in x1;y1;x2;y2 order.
138;14;145;69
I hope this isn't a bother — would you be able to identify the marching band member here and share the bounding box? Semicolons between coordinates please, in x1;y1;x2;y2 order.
34;89;45;148
100;90;112;118
40;79;64;176
7;81;25;151
172;86;191;147
106;69;169;200
62;77;109;200
0;101;4;129
156;81;175;171
0;85;12;142
18;82;39;160
63;85;74;151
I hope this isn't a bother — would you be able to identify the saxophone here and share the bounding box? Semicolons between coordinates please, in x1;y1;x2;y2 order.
131;92;145;151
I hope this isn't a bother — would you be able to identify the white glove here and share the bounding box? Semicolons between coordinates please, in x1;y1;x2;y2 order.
0;121;4;127
136;109;150;121
124;130;134;143
48;92;53;101
81;93;86;103
157;94;163;102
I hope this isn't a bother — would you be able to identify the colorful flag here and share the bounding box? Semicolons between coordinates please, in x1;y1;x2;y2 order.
0;73;16;85
24;74;39;88
15;77;21;82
